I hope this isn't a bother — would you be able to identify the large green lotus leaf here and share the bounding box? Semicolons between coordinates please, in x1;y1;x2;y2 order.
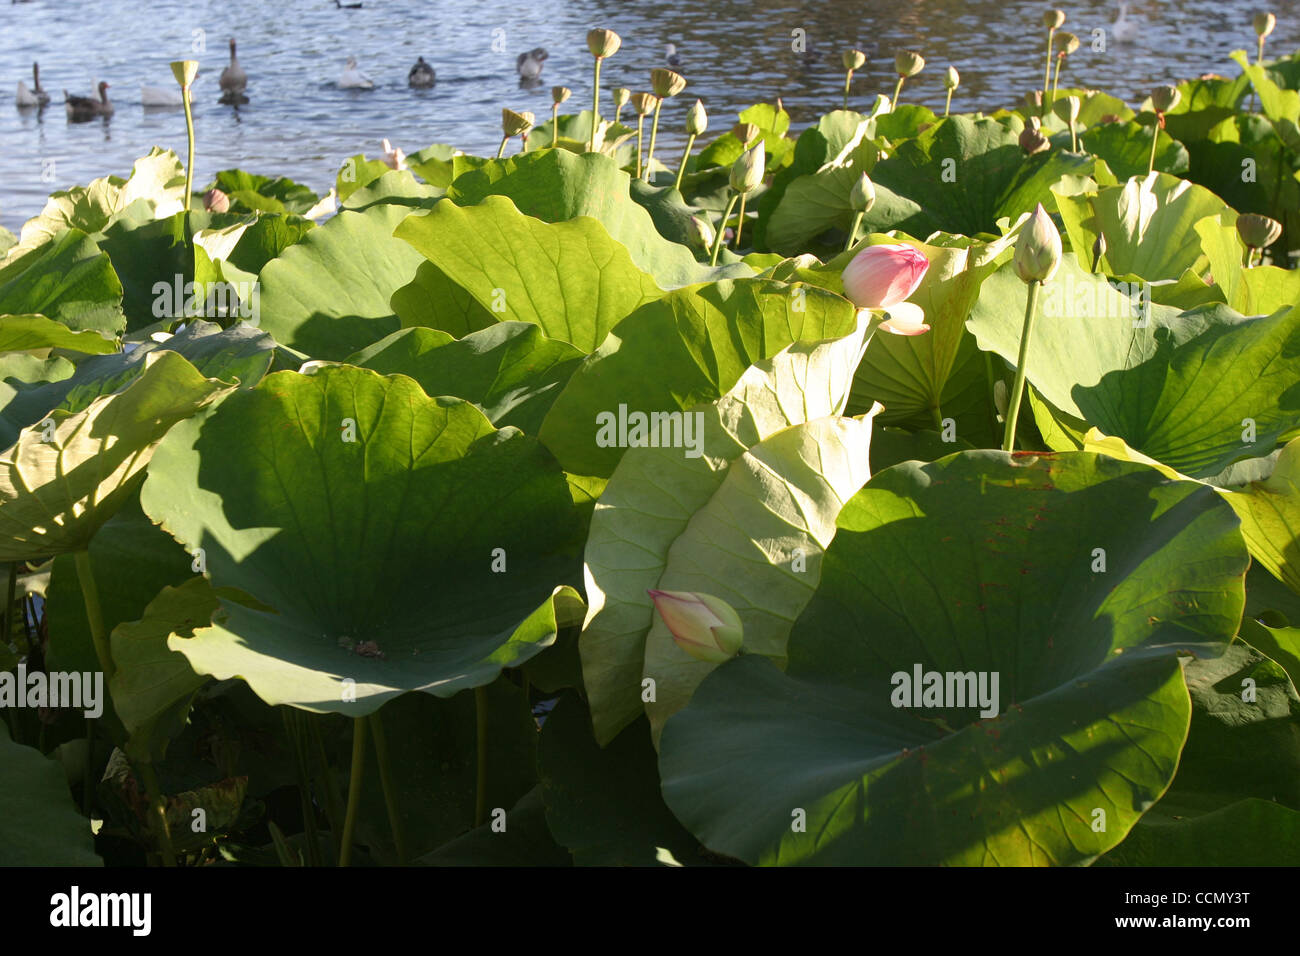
391;260;499;339
139;365;585;714
1077;121;1189;180
1240;618;1300;693
1196;210;1300;315
447;150;747;289
538;694;711;865
98;208;198;330
1054;173;1230;282
0;314;117;354
0;229;124;336
0;724;101;865
581;318;872;745
197;214;314;278
968;254;1300;477
1098;797;1300;865
1161;74;1250;144
697;102;794;171
210;169;320;216
395;195;664;353
416;786;572;866
349;322;584;434
0;350;231;562
339;169;443;213
539;278;859;478
255;203;426;360
1233;50;1300;125
660;450;1249;865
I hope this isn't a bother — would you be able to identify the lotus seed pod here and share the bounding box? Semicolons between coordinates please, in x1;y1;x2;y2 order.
551;85;571;105
1254;12;1277;39
1237;212;1283;249
730;142;766;194
895;50;925;77
630;91;656;115
650;68;687;99
1054;31;1080;55
944;65;960;90
849;172;877;213
1043;8;1066;29
587;28;621;59
843;49;867;71
501;108;533;137
733;121;760;146
170;59;199;88
1014;204;1063;283
647;589;743;663
686;99;708;136
613;87;631;109
1150;84;1181;113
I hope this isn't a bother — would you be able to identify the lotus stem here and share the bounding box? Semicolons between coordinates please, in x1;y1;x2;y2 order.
496;135;509;159
73;550;113;681
891;76;905;111
984;350;1002;437
1258;36;1267;66
1050;59;1063;112
645;98;664;181
943;88;953;117
369;710;407;864
734;193;748;249
281;708;322;866
590;58;603;152
1070;118;1078;153
474;685;488;828
309;717;345;860
1002;280;1042;453
338;716;367;867
181;85;195;213
635;114;646;177
1147;121;1159;175
674;133;697;192
1042;27;1056;116
931;403;944;431
843;70;853;110
138;760;177;867
845;210;865;252
614;103;624;125
551;104;560;148
710;192;740;266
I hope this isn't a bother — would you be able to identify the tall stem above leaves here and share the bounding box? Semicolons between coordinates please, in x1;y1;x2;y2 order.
891;75;905;111
338;717;367;867
645;98;664;181
710;192;739;266
1042;27;1056;115
674;133;697;192
1002;280;1043;453
181;85;195;213
590;58;602;153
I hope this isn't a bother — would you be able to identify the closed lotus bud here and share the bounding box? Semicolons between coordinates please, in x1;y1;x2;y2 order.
650;67;687;99
1014;203;1063;283
1054;31;1080;55
849;171;876;212
1150;84;1181;114
203;188;229;213
730;142;765;194
1055;93;1081;125
843;49;867;71
1254;12;1277;39
895;50;925;77
1237;212;1283;249
648;589;743;663
630;91;656;116
502;107;533;137
613;86;631;110
587;28;621;59
1043;8;1066;29
733;121;760;146
842;243;931;309
551;85;571;105
1092;233;1107;271
1019;123;1050;154
685;215;715;250
944;65;960;90
686;98;707;135
170;59;199;88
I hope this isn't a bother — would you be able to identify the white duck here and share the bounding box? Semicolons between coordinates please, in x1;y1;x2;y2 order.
15;62;50;107
381;138;407;170
1112;3;1142;44
142;75;199;107
339;56;374;89
665;43;682;68
219;38;248;103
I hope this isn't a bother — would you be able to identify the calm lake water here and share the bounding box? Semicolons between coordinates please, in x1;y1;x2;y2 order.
1;0;1293;231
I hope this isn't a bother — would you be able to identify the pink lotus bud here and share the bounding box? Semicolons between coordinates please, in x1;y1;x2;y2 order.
204;188;229;213
647;589;743;663
841;243;930;310
876;301;930;336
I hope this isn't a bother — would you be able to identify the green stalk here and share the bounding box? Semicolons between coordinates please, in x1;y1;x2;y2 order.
709;192;740;266
943;87;953;117
1146;118;1160;175
1002;280;1043;452
369;710;407;864
635;114;646;177
983;350;1002;438
734;192;748;249
551;104;560;148
845;210;865;252
674;133;697;192
309;718;345;861
645;98;664;181
1258;36;1267;66
496;135;509;159
181;83;195;213
891;76;905;111
282;709;321;866
843;69;853;110
1050;58;1063;112
474;685;489;827
1042;27;1056;115
1069;116;1078;153
930;403;944;431
614;103;623;125
138;760;177;867
338;717;367;867
73;550;112;681
590;58;603;153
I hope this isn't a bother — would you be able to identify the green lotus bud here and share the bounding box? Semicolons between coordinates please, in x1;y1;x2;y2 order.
650;67;687;99
1019;122;1050;154
733;121;760;146
501;108;533;137
730;142;765;194
1014;203;1062;283
1055;93;1081;125
551;85;571;105
843;49;867;71
587;28;621;59
686;98;707;136
944;65;960;90
647;589;743;663
1054;31;1079;56
170;59;199;89
894;50;925;77
1236;212;1283;249
849;171;876;213
1255;12;1277;39
685;215;715;250
613;86;631;110
1150;84;1181;114
630;92;656;115
1042;8;1066;29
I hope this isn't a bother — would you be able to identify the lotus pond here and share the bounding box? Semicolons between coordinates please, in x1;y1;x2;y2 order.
2;18;1300;869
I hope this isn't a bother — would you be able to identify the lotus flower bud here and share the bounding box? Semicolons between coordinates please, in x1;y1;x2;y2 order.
551;85;571;105
501;108;533;137
1019;122;1050;154
587;28;621;59
686;98;708;135
1150;84;1181;114
630;91;656;116
1255;12;1277;39
1055;93;1081;125
1091;233;1107;272
203;188;229;213
1043;8;1066;29
1236;212;1283;249
1054;31;1080;56
733;121;760;146
650;68;687;100
648;589;743;663
842;243;930;309
843;49;867;71
170;59;199;89
849;171;877;213
1014;203;1062;283
685;215;715;250
730;142;765;194
944;65;960;90
895;50;925;77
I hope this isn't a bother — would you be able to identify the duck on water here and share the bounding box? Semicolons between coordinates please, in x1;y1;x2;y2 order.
409;56;435;88
220;37;249;104
66;80;113;120
15;62;50;107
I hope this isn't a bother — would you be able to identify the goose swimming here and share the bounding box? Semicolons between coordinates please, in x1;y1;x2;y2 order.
340;56;374;89
516;47;548;79
665;43;682;68
1112;2;1141;44
408;56;435;88
65;80;113;120
220;38;248;104
15;62;50;107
